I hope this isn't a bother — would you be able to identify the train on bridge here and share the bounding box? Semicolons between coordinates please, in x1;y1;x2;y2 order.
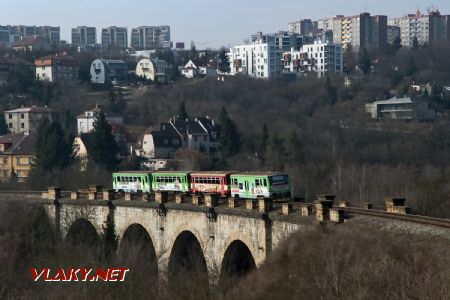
112;171;291;199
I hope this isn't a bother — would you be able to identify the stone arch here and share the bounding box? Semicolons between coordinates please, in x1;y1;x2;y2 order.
118;224;158;277
65;218;100;246
168;230;209;285
220;240;256;281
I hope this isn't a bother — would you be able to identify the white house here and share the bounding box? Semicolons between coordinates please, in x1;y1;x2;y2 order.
181;60;217;79
35;54;78;82
77;105;124;135
90;59;128;85
135;58;170;83
365;96;436;121
282;40;343;78
228;38;283;79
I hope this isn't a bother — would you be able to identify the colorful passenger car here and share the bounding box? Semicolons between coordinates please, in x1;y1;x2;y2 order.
190;171;236;196
151;171;190;193
112;171;152;193
230;172;291;199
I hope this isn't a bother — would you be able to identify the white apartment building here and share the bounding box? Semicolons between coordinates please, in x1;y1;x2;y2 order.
228;39;283;79
72;26;97;46
282;40;343;77
389;10;450;47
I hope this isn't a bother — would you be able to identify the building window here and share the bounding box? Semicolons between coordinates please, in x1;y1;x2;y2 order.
8;123;12;129
8;114;12;119
20;113;24;119
21;123;24;129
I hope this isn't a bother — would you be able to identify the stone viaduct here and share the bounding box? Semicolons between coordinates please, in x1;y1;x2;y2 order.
2;188;450;281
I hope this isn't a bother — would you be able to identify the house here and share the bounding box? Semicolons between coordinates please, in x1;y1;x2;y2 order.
11;36;52;52
181;60;217;79
135;123;182;159
35;54;78;82
4;106;53;134
90;59;128;85
410;82;432;95
169;116;220;154
77;104;124;135
0;133;36;181
0;56;35;86
365;96;436;121
135;58;170;83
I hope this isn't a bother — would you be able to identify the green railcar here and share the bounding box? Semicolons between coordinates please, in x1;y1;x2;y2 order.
112;171;152;193
151;171;190;193
230;172;291;199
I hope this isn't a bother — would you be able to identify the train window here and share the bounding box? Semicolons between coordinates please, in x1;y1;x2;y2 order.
263;179;267;186
239;183;244;190
117;177;121;182
255;179;260;186
232;179;238;186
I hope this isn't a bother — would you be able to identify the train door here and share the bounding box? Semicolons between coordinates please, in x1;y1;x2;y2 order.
244;180;250;198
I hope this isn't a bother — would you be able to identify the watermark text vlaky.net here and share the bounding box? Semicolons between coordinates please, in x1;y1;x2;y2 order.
31;268;129;282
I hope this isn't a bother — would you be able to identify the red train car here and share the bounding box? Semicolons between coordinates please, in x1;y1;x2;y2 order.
190;171;236;196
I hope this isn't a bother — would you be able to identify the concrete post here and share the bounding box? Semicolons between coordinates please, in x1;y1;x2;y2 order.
192;194;202;206
124;192;133;201
175;194;185;204
300;204;314;217
258;198;273;213
282;203;293;215
89;185;103;193
103;189;115;201
386;197;407;213
330;208;344;223
155;192;168;204
47;187;61;200
205;193;218;207
246;200;256;210
70;191;80;200
362;203;373;210
88;191;97;200
228;198;238;208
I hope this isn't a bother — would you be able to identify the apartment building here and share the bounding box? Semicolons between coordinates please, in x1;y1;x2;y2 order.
251;31;308;51
0;25;60;47
4;106;53;134
282;40;343;77
318;13;387;52
288;19;315;36
131;26;171;50
387;25;401;44
72;26;97;46
0;133;37;181
228;37;284;79
102;26;128;49
35;54;78;82
389;9;450;47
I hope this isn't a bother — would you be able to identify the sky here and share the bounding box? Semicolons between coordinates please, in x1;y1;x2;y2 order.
2;0;450;49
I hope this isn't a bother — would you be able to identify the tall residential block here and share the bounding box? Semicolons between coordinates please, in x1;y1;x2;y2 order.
389;9;450;47
72;26;97;46
101;26;128;49
317;13;387;52
288;19;315;36
130;26;171;50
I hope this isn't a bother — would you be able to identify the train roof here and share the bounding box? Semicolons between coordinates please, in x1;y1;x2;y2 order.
231;172;288;177
113;171;153;175
190;171;237;176
152;171;192;175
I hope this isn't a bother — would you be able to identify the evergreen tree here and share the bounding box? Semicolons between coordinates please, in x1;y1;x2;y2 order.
33;118;72;172
177;101;189;120
358;47;371;75
219;107;241;157
390;37;402;55
90;112;120;170
286;131;304;164
218;47;230;73
101;215;118;261
0;114;9;135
